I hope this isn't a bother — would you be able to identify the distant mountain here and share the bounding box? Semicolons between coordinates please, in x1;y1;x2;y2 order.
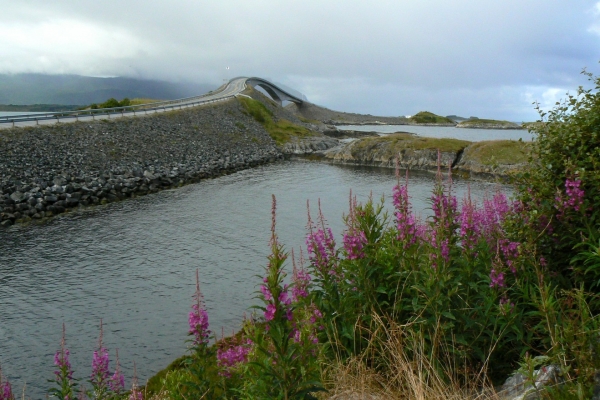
0;74;218;105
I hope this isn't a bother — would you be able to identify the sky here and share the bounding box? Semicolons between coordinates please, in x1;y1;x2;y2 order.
1;1;600;121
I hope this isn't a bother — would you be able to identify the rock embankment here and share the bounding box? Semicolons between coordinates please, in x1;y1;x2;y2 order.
323;135;530;178
0;99;282;227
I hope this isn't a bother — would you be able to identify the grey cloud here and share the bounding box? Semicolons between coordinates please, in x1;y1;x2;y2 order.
1;0;599;120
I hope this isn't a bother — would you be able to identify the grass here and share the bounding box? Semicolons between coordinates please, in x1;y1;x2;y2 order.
319;315;501;400
409;111;456;125
129;98;162;106
462;140;531;166
350;133;471;159
238;97;316;145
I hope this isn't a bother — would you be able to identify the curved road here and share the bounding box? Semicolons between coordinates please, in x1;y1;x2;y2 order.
0;77;253;129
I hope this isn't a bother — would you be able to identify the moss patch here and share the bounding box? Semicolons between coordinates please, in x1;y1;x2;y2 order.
462;140;531;165
238;97;315;145
409;111;455;124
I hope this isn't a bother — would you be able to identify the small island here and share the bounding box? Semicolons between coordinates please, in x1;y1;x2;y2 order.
456;118;523;129
408;111;456;125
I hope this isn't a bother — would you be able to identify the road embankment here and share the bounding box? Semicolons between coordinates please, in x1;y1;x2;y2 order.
0;99;283;227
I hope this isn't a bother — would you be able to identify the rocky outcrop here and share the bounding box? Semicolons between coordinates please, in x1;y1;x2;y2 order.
279;135;339;155
323;138;460;171
322;136;529;178
0;99;283;227
454;140;530;176
456;121;523;129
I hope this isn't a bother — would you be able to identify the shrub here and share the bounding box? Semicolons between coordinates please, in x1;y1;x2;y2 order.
517;70;600;288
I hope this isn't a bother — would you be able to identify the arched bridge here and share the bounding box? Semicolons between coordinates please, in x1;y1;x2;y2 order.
0;76;303;128
244;77;304;105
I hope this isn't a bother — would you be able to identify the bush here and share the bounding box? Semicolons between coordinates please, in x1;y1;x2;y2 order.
517;70;600;289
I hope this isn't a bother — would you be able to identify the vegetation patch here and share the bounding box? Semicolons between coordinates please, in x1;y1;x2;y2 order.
462;140;531;166
129;98;161;106
239;97;315;145
409;111;456;124
457;118;522;128
350;133;470;158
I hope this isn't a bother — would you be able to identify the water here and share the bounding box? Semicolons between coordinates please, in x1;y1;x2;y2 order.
0;111;39;117
338;124;536;142
0;160;509;398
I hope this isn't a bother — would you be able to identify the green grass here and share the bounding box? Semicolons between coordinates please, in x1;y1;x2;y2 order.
462;140;531;165
350;133;471;159
238;97;315;145
409;111;455;124
129;98;162;106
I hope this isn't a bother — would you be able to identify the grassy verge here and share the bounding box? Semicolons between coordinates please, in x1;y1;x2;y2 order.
129;98;162;106
238;97;315;145
461;140;531;166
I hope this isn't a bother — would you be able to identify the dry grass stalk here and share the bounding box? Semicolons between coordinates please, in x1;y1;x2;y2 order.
320;314;503;400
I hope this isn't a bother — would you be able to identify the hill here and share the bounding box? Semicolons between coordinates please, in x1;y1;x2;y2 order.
409;111;456;125
0;74;217;105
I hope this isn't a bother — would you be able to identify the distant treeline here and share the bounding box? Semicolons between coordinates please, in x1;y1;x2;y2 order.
81;97;131;110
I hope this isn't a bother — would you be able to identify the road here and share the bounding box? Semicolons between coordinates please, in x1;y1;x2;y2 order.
0;77;249;129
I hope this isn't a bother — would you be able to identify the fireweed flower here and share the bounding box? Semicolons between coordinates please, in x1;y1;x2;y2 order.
188;269;210;346
555;178;585;219
51;324;77;400
459;188;484;252
0;382;13;400
217;338;253;377
393;182;420;247
109;350;125;395
0;367;14;400
89;320;112;399
499;239;520;274
489;268;505;288
343;230;367;260
264;303;277;321
260;284;273;301
291;260;310;302
306;199;338;276
128;363;143;400
306;228;335;264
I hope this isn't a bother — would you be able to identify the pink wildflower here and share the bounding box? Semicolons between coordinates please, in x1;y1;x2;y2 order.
264;303;276;321
343;230;367;259
217;339;253;377
490;268;505;288
188;269;210;346
109;350;125;394
393;183;420;247
0;367;14;400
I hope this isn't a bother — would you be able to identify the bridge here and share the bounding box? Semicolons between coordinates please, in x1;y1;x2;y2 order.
0;77;303;129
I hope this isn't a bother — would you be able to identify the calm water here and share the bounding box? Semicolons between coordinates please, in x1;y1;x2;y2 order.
338;124;536;142
0;160;509;398
0;111;39;117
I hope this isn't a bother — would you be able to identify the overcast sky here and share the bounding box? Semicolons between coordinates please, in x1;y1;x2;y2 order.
1;1;600;121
